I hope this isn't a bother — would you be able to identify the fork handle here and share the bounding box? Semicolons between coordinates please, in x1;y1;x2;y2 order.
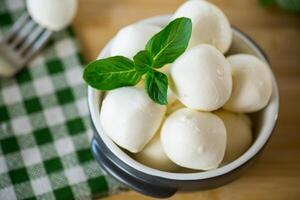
0;57;16;77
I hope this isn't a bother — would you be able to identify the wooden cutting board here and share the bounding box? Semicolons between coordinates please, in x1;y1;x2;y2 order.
73;0;300;199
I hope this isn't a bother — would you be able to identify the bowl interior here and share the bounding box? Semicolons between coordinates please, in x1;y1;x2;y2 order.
88;15;279;180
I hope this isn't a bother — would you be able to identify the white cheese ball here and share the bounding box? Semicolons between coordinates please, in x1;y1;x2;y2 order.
26;0;78;31
110;24;161;59
161;108;226;170
172;0;232;53
215;110;252;164
170;44;232;111
224;54;273;113
100;87;166;153
134;132;179;172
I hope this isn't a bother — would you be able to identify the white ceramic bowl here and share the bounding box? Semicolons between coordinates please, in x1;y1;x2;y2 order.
88;15;279;198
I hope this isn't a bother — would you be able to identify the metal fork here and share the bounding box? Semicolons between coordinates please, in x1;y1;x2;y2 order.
0;13;53;77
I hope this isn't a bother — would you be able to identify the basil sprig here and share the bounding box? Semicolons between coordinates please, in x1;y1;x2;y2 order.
83;17;192;105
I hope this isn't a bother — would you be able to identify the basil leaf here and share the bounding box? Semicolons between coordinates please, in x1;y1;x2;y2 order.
259;0;275;6
145;70;168;105
133;50;153;74
146;17;192;68
276;0;300;12
83;56;141;90
259;0;300;12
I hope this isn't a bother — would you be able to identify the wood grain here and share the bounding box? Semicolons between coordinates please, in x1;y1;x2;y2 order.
72;0;300;199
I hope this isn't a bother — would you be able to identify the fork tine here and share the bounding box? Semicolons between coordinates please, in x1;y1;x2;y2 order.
23;30;53;63
5;14;30;42
19;25;45;55
10;20;36;49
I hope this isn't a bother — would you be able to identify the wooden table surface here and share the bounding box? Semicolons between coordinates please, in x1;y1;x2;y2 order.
73;0;300;199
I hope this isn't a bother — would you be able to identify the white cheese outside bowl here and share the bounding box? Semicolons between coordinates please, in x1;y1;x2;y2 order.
215;110;253;164
134;131;179;172
26;0;78;31
170;44;232;111
110;23;161;59
172;0;232;53
223;54;273;113
100;87;166;153
161;108;227;170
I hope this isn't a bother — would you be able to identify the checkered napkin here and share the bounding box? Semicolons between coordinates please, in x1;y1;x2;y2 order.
0;0;124;199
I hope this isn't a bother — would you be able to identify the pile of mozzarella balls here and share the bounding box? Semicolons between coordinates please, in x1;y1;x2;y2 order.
100;0;273;171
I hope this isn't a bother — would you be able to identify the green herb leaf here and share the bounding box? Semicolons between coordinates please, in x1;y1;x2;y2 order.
145;70;168;105
259;0;300;13
259;0;275;6
276;0;300;12
133;50;153;74
83;56;141;90
146;17;192;68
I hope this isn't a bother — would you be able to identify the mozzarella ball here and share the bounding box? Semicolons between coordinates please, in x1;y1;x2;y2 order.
170;44;232;111
161;108;226;170
172;0;232;53
100;87;166;153
134;132;179;172
215;110;252;164
110;24;161;59
26;0;78;31
224;54;273;113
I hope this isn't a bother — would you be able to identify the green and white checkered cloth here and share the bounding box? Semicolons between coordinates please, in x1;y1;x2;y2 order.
0;0;124;199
